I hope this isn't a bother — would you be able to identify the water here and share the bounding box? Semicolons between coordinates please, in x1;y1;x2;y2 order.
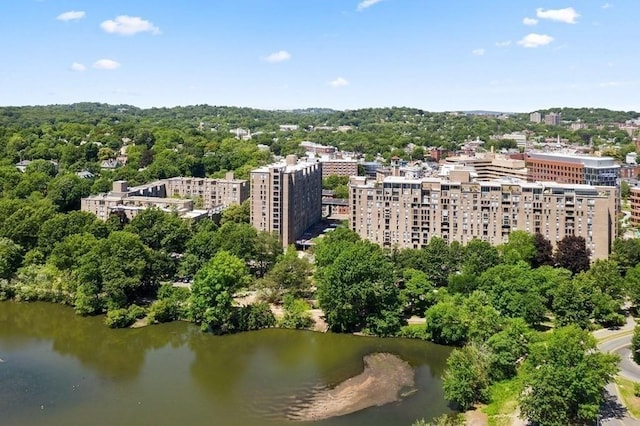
0;302;453;426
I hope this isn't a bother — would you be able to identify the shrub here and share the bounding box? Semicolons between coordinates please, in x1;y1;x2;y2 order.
398;324;429;340
231;303;276;331
148;299;180;323
279;296;314;329
105;309;133;328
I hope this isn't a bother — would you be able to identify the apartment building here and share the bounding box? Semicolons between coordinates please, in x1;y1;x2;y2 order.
443;153;528;181
545;112;561;126
349;171;617;259
164;172;249;210
250;155;322;247
525;152;620;186
82;174;248;221
631;187;640;227
530;112;542;123
318;159;358;178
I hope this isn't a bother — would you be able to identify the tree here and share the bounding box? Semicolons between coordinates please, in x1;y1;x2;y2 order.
189;251;250;333
611;238;640;276
423;237;455;287
486;318;530;381
46;174;90;212
312;227;360;269
37;211;99;255
0;237;22;279
317;241;402;335
551;275;594;329
220;199;250;224
400;268;435;317
519;326;619;425
500;230;535;265
632;326;640;364
126;208;191;253
626;263;640;307
460;239;500;276
531;233;554;268
443;343;491;411
554;235;590;274
478;262;547;327
258;246;311;302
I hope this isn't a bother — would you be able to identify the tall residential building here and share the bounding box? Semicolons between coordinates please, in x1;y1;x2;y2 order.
250;155;322;247
81;174;248;221
544;112;561;126
318;158;358;178
631;187;640;227
349;171;617;259
525;152;620;186
530;112;542;123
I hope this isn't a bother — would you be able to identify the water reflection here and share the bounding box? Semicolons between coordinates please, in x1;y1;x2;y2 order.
0;302;453;426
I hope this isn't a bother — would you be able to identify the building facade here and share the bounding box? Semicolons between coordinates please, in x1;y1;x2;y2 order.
250;155;322;247
631;187;640;227
318;159;358;178
349;171;617;259
544;112;561;126
526;152;620;186
82;174;248;221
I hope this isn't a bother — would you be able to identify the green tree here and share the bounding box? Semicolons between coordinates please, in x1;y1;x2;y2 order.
279;295;314;329
220;199;250;224
312;226;360;269
519;326;619;425
0;237;23;279
632;326;640;364
317;241;402;335
486;318;530;381
126;208;191;253
46;174;91;212
258;246;311;302
189;251;250;333
500;230;535;265
611;238;640;276
400;268;435;317
443;343;491;411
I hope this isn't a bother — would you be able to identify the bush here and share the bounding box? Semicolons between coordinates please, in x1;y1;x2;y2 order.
634;383;640;398
105;308;133;328
279;295;315;329
148;299;180;323
633;326;640;364
231;303;276;331
104;304;146;328
398;324;429;340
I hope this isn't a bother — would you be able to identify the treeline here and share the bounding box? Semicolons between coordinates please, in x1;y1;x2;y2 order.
1;104;636;181
0;198;317;332
312;228;640;424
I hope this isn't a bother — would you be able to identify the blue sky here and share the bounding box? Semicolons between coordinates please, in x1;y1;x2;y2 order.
0;0;637;112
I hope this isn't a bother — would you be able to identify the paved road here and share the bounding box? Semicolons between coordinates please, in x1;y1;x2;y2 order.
597;318;640;425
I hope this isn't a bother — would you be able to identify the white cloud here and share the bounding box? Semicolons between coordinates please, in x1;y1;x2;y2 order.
264;50;291;63
70;62;86;72
329;77;349;88
93;59;121;70
523;17;538;26
472;48;485;56
536;7;580;24
517;33;554;48
602;3;613;9
101;16;160;36
56;10;85;21
495;41;511;48
357;0;383;11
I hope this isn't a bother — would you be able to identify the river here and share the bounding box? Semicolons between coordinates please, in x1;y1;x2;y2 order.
0;302;453;426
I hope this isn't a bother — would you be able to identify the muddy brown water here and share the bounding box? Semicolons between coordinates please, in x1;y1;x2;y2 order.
0;301;453;426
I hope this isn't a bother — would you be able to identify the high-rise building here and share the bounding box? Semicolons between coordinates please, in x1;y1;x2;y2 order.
530;112;542;123
250;155;322;246
544;112;561;126
525;152;620;186
631;187;640;227
349;171;617;259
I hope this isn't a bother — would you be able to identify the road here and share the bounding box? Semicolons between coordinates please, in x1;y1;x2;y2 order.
597;318;640;425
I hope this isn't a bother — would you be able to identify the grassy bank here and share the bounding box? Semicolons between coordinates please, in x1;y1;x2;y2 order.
616;376;640;418
482;377;523;426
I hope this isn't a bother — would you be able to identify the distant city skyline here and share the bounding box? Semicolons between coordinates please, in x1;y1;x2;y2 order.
1;1;638;112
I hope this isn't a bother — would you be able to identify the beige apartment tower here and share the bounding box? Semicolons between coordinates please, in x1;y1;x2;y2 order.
349;171;617;260
250;155;322;247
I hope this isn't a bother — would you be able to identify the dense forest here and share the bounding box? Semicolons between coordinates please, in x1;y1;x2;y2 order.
1;103;639;424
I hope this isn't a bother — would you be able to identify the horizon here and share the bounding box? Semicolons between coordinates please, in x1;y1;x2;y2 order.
1;1;638;112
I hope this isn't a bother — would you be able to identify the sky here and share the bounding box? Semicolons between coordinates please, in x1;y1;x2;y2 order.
0;0;638;112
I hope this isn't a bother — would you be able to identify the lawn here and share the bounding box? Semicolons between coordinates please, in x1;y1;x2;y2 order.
616;376;640;419
482;377;523;426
